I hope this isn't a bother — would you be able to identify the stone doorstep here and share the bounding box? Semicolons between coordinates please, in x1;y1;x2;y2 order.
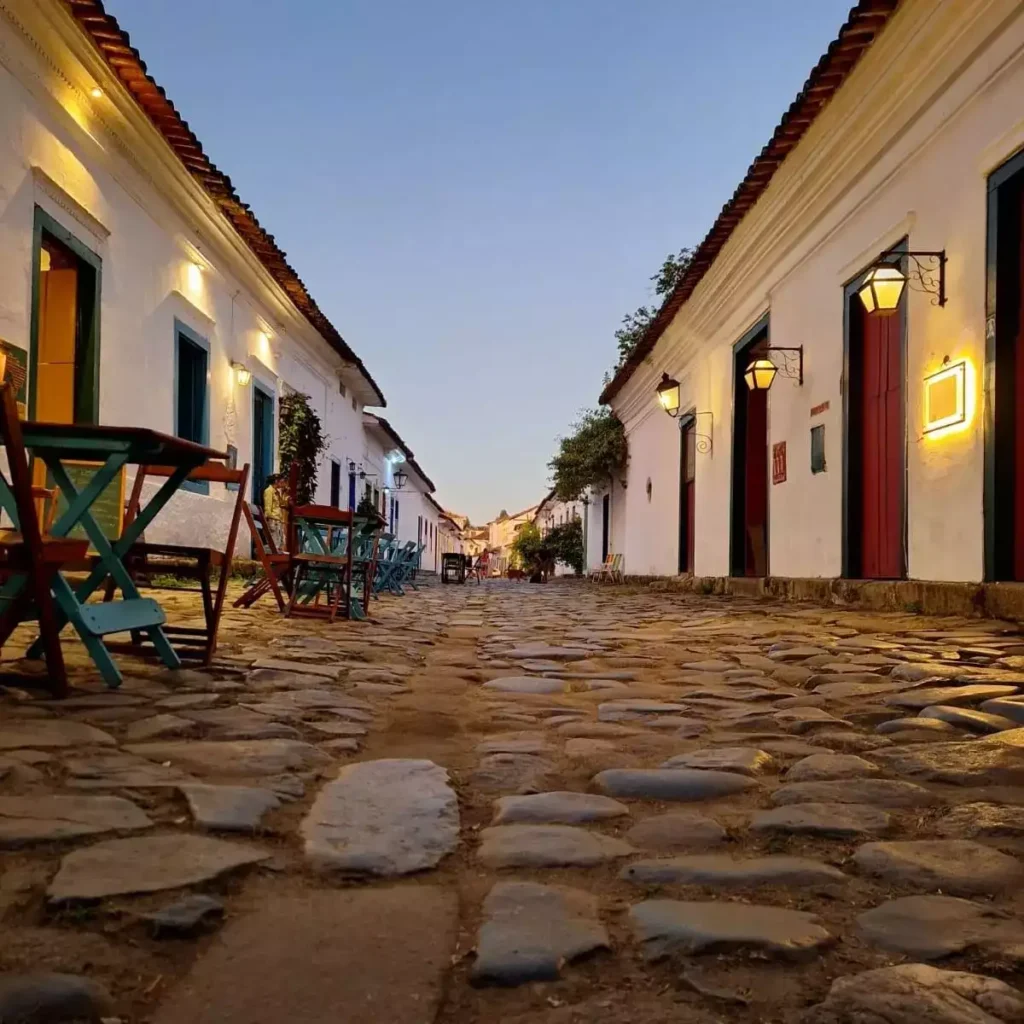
645;575;1024;622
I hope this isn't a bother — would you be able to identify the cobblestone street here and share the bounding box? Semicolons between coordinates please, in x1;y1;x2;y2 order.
6;580;1024;1022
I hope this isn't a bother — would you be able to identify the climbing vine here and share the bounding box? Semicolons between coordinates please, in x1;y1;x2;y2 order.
278;390;327;505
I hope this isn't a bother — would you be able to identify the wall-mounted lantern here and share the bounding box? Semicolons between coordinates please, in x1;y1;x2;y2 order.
656;373;681;417
231;362;252;387
858;250;947;315
394;468;408;490
743;347;804;392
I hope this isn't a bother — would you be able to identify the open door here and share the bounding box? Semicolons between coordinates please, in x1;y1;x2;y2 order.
731;323;769;576
678;417;696;573
601;493;610;562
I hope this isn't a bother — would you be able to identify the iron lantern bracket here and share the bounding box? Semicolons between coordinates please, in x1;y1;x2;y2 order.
877;249;947;307
765;346;804;386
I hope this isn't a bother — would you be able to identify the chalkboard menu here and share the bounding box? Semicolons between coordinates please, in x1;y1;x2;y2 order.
45;461;126;545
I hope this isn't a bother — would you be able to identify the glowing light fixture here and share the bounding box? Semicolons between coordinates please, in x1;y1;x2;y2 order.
90;87;103;99
231;362;252;387
656;373;681;417
186;261;203;292
858;265;906;315
394;469;408;490
744;358;778;391
924;358;972;438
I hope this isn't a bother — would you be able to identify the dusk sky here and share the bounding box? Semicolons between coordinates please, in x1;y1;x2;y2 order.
110;0;853;525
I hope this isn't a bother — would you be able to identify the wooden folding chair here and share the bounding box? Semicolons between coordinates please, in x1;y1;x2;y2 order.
234;501;292;611
106;461;250;663
0;383;88;696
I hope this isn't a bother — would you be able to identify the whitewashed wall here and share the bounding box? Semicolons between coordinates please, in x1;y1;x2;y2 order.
609;0;1024;583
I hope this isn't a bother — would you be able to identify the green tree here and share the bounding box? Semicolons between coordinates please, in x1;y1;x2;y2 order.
614;247;694;367
549;408;628;502
511;522;544;571
278;390;327;505
545;519;584;575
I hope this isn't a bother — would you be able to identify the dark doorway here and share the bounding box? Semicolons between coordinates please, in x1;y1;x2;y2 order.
329;460;341;508
986;148;1024;580
601;493;610;562
678;416;696;573
844;259;906;579
730;320;769;576
252;384;274;505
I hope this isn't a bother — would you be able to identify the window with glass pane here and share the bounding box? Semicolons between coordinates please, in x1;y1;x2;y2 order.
176;334;207;444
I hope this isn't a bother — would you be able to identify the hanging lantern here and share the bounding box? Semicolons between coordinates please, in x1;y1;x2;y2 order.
394;469;408;490
744;358;778;391
858;264;906;315
656;373;681;417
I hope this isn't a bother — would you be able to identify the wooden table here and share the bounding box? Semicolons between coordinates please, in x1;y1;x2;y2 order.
0;423;224;687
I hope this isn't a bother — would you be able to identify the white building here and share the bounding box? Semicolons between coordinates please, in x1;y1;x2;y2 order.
534;490;583;576
0;0;385;552
600;0;1024;589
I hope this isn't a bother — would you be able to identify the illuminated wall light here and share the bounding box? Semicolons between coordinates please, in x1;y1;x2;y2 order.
231;362;252;387
923;358;974;439
90;87;103;99
186;261;203;292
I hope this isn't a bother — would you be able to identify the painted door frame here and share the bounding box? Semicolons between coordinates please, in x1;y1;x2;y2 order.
984;147;1024;580
251;379;275;504
678;407;697;573
29;206;102;423
841;240;908;579
729;314;770;577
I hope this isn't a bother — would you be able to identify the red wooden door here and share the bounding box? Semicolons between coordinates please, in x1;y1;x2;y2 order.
1014;187;1024;579
744;388;768;575
680;421;696;571
859;306;904;578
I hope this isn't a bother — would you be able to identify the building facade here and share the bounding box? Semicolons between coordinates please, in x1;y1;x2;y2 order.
602;0;1024;586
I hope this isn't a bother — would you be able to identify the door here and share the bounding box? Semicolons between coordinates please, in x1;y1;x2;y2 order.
731;328;769;576
1013;183;1024;578
329;460;341;508
854;299;904;578
678;419;696;572
252;385;274;505
601;493;610;561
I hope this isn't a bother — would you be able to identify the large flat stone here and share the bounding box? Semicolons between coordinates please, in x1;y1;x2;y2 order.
979;697;1024;724
624;812;726;850
0;795;151;846
180;784;281;832
592;769;758;802
936;802;1024;839
804;964;1024;1024
482;677;566;694
471;881;609;985
885;685;1020;709
0;720;115;750
771;779;938;808
472;753;558;794
492;791;629;825
857;894;1024;961
919;705;1017;733
249;658;342;679
751;803;891;837
854;840;1024;896
302;759;458;876
877;716;959;735
48;834;268;900
660;747;775;776
478;825;634;868
621;854;846;888
506;644;589;661
63;751;195;788
149;888;457;1024
870;742;1024;785
0;973;113;1024
123;714;198;743
629;900;833;961
126;740;330;777
785;753;880;782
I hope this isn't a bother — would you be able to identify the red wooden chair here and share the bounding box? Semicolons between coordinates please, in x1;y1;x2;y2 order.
0;383;88;696
107;461;249;663
234;500;292;612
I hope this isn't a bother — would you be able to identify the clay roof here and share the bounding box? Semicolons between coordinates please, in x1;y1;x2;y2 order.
63;0;386;407
600;0;900;405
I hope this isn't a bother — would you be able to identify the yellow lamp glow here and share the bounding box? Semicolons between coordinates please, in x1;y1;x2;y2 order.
744;358;778;391
186;261;203;292
924;359;973;439
90;87;103;99
858;265;906;315
231;362;252;387
656;373;681;417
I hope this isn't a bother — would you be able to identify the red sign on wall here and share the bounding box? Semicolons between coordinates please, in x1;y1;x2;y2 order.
772;441;788;485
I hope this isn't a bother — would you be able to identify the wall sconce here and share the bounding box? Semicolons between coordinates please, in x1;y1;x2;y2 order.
923;357;970;437
858;250;947;315
394;469;408;490
89;86;103;99
231;362;252;387
744;347;804;391
656;373;681;417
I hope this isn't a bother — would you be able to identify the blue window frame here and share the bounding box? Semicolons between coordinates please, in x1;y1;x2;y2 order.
173;319;209;494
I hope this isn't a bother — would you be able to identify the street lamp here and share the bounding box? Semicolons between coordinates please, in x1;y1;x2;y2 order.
743;347;804;392
656;373;681;417
857;265;906;315
744;358;778;392
394;468;408;490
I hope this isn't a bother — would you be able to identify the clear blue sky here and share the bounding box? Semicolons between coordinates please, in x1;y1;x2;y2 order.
109;0;852;525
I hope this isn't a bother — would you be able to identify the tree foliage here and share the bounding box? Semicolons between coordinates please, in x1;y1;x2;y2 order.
614;247;695;368
278;390;327;505
511;522;544;572
545;519;584;575
549;408;628;501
